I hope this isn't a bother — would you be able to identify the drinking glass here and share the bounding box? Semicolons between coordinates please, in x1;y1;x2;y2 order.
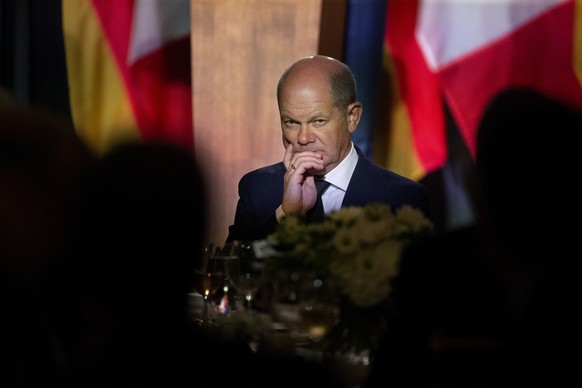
296;276;339;342
209;243;240;314
192;244;227;325
272;272;339;343
222;241;264;311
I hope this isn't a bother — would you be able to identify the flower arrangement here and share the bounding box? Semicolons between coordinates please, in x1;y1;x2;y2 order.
265;202;434;308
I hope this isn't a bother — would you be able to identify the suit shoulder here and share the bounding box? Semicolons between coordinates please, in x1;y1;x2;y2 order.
240;162;285;181
239;162;286;187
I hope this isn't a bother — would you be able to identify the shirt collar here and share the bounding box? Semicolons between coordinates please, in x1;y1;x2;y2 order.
323;142;358;191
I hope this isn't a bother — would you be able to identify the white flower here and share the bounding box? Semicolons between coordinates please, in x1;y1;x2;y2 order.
356;216;394;245
266;203;433;308
333;227;360;256
394;205;433;235
330;239;403;307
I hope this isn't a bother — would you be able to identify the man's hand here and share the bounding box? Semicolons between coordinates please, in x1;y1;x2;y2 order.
281;144;324;216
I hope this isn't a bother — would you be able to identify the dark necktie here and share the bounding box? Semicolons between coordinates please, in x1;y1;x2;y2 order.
306;179;331;222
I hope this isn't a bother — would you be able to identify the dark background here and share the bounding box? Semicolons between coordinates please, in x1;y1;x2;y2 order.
0;0;71;117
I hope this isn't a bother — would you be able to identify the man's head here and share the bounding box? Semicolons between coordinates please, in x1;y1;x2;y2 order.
276;55;362;175
474;87;582;264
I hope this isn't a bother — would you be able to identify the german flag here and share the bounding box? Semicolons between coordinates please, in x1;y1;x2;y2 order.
62;0;193;155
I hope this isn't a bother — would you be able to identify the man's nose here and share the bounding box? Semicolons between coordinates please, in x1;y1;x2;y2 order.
297;125;315;144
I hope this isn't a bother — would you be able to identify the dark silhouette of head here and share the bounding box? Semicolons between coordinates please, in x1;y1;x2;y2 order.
75;140;207;313
474;87;582;270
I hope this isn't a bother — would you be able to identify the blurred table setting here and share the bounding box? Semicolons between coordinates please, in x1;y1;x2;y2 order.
187;240;371;387
188;240;338;345
187;204;434;387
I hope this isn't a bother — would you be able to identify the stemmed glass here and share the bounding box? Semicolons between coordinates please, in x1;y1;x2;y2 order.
193;244;226;325
192;242;264;322
210;242;240;314
224;241;264;311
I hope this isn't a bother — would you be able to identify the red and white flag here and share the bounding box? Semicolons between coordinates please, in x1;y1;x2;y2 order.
62;0;193;154
384;0;582;178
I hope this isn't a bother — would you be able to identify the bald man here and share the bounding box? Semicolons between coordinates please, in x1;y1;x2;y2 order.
226;55;430;243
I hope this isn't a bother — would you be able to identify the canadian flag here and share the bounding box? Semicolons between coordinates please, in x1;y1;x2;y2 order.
62;0;193;154
385;0;582;177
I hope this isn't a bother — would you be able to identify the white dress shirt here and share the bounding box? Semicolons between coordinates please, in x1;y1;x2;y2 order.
320;142;358;213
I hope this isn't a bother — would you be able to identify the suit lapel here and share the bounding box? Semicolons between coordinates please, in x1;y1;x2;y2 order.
342;151;380;207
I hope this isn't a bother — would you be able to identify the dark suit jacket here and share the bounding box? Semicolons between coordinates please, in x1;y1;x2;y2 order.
226;145;431;243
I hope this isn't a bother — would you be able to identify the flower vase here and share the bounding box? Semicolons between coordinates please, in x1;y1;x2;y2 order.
319;297;395;386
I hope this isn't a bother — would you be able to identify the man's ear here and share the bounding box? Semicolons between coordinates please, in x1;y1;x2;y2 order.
347;102;363;133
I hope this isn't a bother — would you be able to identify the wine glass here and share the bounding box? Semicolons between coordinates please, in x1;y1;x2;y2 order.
192;244;226;325
271;271;339;343
209;243;240;314
226;241;264;311
296;276;339;342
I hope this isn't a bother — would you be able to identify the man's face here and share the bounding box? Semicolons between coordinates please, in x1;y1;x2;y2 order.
278;75;353;176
